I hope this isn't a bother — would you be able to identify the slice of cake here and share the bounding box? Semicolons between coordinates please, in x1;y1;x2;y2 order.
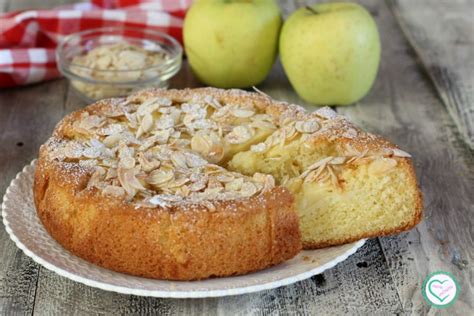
229;104;422;249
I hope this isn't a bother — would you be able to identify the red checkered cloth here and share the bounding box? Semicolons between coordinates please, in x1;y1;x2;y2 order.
0;0;191;88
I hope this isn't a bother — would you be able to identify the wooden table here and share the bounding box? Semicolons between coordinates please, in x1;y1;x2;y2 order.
1;0;472;314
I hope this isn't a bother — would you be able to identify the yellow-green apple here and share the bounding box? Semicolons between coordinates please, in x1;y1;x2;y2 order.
280;3;381;105
183;0;281;88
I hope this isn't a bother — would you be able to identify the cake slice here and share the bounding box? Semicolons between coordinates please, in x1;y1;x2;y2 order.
229;106;422;248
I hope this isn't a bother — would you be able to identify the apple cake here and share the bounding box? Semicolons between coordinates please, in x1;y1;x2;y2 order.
34;87;422;280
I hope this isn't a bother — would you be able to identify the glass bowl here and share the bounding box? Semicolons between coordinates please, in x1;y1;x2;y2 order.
56;27;182;103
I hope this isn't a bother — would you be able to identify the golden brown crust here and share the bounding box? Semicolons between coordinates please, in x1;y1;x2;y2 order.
34;150;301;280
34;87;304;280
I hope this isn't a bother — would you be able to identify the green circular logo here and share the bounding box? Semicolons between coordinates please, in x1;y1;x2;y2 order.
422;271;460;308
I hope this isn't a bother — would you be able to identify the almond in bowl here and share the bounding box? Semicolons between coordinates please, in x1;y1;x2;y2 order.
56;27;182;102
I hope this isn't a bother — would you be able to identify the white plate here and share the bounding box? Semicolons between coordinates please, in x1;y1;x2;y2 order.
2;160;365;298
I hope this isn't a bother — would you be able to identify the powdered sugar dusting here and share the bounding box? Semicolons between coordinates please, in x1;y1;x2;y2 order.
41;87;412;210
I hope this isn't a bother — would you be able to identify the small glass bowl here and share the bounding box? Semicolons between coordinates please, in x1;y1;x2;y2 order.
57;27;182;103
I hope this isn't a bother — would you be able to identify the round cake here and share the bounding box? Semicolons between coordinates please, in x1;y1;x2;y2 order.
34;87;422;280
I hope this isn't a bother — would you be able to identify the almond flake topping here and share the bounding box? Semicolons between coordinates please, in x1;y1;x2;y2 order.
392;148;412;158
225;126;254;144
50;91;409;204
295;120;320;134
231;108;255;118
147;167;174;185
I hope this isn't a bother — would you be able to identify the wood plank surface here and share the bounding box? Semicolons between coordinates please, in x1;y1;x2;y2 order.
336;1;474;314
0;80;68;315
0;0;473;315
32;240;403;315
0;0;77;314
389;0;474;150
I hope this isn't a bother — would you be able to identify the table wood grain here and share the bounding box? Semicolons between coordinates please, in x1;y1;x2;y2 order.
1;0;472;315
389;0;474;150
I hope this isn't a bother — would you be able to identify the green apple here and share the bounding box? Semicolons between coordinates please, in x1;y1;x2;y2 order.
280;3;381;105
183;0;281;88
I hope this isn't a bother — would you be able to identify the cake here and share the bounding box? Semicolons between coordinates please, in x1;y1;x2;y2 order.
34;87;422;280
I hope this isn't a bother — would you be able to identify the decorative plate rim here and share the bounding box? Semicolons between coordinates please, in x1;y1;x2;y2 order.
2;160;366;298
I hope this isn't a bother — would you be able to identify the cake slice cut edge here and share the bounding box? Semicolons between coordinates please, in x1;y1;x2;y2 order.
229;106;423;249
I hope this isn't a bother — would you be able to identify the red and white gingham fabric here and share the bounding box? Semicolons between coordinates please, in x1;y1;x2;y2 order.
0;0;192;88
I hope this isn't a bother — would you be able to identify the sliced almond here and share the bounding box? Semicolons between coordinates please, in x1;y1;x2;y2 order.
216;173;235;183
102;133;122;148
207;144;225;164
189;179;207;192
136;152;160;172
240;182;258;197
392;148;412;158
295;120;320;133
137;98;160;116
153;129;172;144
82;147;101;159
117;167;145;197
329;157;347;165
102;185;126;197
253;173;275;191
156;116;175;129
231;108;255;118
119;156;135;169
203;95;222;109
225;126;254;144
191;133;224;163
136;113;154;138
185;152;208;168
170;151;188;169
225;178;244;191
86;166;106;189
166;177;190;188
207;177;224;190
147;167;174;185
300;156;334;178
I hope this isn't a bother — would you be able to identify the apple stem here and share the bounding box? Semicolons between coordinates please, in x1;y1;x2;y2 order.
305;6;319;14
